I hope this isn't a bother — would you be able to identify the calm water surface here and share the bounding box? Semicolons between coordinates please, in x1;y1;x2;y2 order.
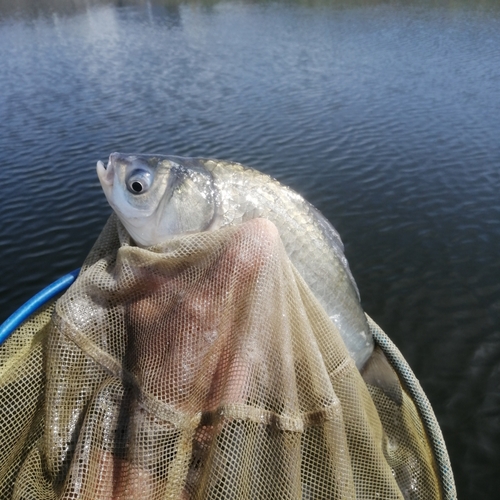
1;0;499;497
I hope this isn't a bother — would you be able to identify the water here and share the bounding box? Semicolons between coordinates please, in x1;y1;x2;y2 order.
1;0;499;497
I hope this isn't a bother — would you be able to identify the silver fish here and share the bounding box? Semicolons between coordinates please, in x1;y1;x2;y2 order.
97;153;374;368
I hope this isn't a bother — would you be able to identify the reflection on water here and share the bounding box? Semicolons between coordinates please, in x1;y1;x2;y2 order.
1;0;500;19
0;1;499;498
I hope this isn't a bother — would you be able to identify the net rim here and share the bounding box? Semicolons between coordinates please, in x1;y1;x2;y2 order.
0;268;80;345
366;314;457;500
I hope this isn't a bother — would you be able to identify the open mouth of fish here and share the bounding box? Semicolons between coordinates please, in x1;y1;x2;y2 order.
96;156;115;189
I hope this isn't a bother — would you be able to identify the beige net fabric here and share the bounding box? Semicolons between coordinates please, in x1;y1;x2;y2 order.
0;215;445;499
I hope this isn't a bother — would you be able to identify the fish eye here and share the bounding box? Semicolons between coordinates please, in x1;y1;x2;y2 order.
126;169;152;194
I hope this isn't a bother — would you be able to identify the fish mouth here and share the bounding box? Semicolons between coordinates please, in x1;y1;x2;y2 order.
96;154;116;187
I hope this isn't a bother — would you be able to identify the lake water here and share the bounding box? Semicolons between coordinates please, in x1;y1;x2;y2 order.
1;0;499;497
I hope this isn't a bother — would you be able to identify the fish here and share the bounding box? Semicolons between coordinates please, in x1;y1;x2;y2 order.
97;152;374;369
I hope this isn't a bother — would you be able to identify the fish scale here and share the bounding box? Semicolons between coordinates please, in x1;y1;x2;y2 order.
97;153;373;368
205;159;373;369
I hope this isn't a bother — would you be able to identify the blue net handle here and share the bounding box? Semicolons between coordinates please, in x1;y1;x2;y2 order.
0;269;80;345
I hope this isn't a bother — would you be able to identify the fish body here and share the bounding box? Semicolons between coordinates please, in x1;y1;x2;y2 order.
97;153;373;368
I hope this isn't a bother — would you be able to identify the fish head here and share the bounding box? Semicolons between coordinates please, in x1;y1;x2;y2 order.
97;152;219;246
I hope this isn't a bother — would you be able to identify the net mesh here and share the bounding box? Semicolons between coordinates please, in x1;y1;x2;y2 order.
0;215;452;499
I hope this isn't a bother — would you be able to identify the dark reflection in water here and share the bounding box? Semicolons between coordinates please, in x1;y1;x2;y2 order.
0;0;499;498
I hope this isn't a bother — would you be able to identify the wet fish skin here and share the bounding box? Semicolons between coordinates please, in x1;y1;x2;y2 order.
97;153;374;368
